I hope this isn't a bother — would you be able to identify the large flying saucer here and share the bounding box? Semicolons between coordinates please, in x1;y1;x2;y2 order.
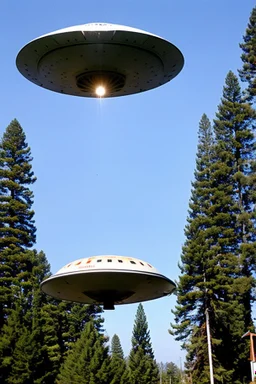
16;22;184;98
40;255;176;309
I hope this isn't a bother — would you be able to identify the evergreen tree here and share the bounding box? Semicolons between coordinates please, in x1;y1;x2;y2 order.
131;303;154;358
0;119;36;328
170;76;256;383
170;114;219;382
0;250;62;384
7;325;33;384
0;119;36;249
65;303;104;346
28;251;62;383
239;6;256;101
0;121;66;383
129;346;158;384
109;334;129;384
213;71;256;328
0;296;26;382
212;71;255;383
111;334;124;359
128;304;159;384
57;321;110;384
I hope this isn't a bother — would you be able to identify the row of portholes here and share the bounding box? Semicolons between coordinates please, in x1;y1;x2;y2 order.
66;259;153;268
95;259;153;268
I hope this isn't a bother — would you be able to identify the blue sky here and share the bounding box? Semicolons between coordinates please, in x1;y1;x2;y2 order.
0;0;254;365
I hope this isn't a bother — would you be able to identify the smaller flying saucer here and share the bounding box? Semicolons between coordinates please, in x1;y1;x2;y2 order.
40;255;176;309
16;22;184;98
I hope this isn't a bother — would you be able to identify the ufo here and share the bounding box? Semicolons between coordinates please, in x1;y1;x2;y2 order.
16;22;184;98
40;255;176;309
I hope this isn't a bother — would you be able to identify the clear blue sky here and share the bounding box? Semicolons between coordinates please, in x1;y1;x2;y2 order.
0;0;254;366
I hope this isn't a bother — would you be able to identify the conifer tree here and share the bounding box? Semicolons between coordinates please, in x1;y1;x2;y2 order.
66;303;104;345
28;251;62;383
109;334;130;384
0;119;36;328
131;303;154;357
0;119;36;249
212;71;255;382
0;250;62;384
213;71;256;328
0;296;27;382
239;6;256;101
171;73;255;383
57;321;110;384
111;334;124;358
128;304;159;384
0;121;65;383
170;114;218;382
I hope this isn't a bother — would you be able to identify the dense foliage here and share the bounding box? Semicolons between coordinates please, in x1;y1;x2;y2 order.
57;321;110;384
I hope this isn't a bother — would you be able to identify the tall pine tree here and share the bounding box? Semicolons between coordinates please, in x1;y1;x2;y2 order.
170;114;220;382
0;121;62;383
109;334;130;384
213;71;256;329
171;75;256;383
0;119;36;328
212;71;255;382
128;304;159;384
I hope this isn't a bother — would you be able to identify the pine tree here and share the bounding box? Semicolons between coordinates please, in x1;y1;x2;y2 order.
129;346;158;384
111;334;124;358
0;119;36;328
7;325;33;384
109;334;129;384
128;304;159;384
0;119;36;248
0;296;26;382
57;321;110;384
239;6;256;101
0;250;62;384
66;303;104;345
170;114;219;382
0;121;66;383
213;70;256;315
28;251;62;383
131;303;154;358
170;73;255;383
212;71;255;382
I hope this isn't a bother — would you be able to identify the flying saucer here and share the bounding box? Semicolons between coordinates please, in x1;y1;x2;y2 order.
16;22;184;98
40;255;176;309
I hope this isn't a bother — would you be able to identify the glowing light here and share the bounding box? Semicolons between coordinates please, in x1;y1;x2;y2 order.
95;85;106;97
